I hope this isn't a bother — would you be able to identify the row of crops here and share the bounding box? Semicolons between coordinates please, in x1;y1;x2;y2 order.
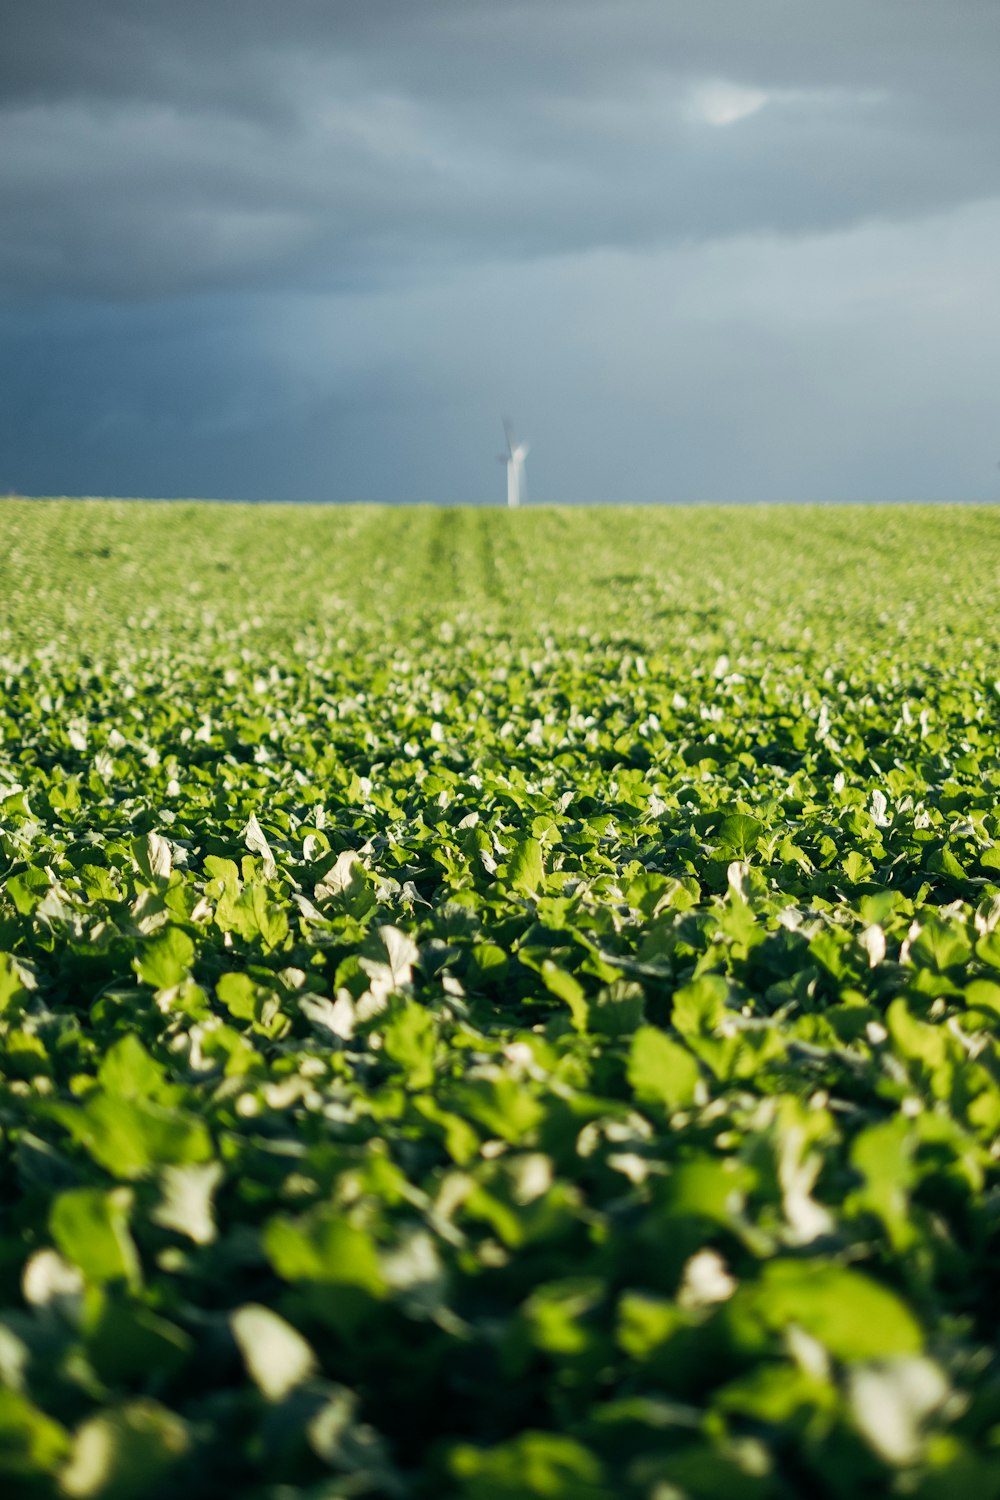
1;500;1000;1498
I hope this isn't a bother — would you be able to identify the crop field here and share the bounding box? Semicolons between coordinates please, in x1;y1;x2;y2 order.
2;498;1000;1500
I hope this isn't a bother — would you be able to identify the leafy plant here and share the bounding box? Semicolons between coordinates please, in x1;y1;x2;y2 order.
1;499;999;1498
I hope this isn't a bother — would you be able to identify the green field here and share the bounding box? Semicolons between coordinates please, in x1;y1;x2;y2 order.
2;499;1000;1500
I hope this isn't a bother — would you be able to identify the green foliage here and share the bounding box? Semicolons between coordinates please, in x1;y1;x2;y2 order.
628;1025;702;1109
1;499;1000;1497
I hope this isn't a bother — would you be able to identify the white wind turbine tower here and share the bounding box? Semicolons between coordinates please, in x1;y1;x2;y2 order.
500;418;529;508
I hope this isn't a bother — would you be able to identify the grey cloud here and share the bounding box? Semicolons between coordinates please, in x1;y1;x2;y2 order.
3;1;998;506
5;1;998;107
4;199;999;504
3;1;1000;300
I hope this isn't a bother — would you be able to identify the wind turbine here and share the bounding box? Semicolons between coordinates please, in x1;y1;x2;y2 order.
500;418;529;508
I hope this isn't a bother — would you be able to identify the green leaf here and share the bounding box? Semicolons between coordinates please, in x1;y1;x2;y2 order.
97;1034;167;1100
588;980;646;1037
50;1189;141;1288
847;1116;917;1250
314;848;368;904
264;1211;386;1296
215;971;260;1020
133;927;194;989
617;1291;686;1360
717;813;763;858
450;1431;610;1499
215;972;288;1034
659;1157;753;1226
469;942;509;982
628;1026;702;1110
733;1261;923;1361
842;849;874;884
0;952;30;1014
58;1095;213;1179
977;929;1000;970
134;832;173;886
0;1388;70;1481
909;915;972;972
383;1001;437;1089
507;837;545;895
671;974;730;1035
242;812;277;879
540;960;588;1030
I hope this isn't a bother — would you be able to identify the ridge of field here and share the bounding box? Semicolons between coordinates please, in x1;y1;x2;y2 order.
1;500;1000;1500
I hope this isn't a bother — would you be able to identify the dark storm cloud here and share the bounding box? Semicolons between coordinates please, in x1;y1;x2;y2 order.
2;1;999;504
3;0;1000;300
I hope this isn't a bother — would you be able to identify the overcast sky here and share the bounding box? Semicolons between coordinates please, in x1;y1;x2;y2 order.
2;0;999;503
